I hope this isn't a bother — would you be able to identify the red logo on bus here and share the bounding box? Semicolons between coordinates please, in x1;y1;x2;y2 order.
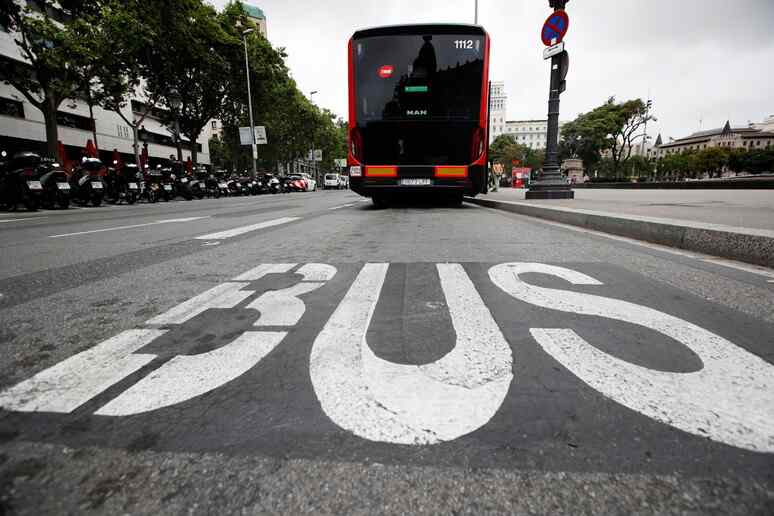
378;65;394;78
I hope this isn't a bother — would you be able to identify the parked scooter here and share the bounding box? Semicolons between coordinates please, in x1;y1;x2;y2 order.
0;151;44;211
140;165;160;203
105;161;140;205
227;175;243;196
146;165;167;201
38;159;71;209
70;158;105;207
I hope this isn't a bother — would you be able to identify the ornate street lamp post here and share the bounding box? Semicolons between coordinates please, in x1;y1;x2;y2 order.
526;0;574;199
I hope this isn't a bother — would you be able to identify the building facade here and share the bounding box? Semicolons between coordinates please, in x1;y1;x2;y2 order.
502;119;550;150
0;1;214;167
648;120;774;160
488;81;507;143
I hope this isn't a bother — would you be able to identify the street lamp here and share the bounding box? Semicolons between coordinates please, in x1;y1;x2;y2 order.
169;88;183;161
309;90;318;181
240;27;258;177
526;0;573;199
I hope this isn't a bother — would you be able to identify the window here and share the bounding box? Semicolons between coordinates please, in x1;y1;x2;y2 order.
211;121;218;129
57;111;94;131
0;97;24;119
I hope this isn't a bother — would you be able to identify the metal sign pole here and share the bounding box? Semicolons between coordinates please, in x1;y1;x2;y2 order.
243;33;258;177
527;0;574;200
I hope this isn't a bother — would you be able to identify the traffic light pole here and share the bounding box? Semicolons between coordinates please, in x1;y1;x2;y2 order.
526;0;574;200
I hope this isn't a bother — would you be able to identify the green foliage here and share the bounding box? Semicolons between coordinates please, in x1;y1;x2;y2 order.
559;97;655;177
489;135;544;171
0;0;104;156
0;0;346;168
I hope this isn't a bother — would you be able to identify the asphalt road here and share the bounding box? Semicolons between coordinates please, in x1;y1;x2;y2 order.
0;191;772;515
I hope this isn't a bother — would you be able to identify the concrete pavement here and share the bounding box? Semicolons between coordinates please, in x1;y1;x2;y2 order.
468;188;774;268
0;191;772;514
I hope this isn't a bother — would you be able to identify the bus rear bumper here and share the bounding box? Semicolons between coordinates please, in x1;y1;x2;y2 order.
349;165;486;198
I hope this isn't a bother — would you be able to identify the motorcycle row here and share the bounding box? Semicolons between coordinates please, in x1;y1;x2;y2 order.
0;151;318;212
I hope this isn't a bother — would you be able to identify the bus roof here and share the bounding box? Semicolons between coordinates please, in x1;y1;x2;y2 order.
352;24;486;40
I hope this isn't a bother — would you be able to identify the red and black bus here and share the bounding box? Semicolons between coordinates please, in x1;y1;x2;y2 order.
347;24;490;205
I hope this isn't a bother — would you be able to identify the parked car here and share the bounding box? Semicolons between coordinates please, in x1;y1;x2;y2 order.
301;173;316;191
324;173;342;190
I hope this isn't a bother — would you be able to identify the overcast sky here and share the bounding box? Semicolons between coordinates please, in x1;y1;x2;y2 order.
211;0;774;141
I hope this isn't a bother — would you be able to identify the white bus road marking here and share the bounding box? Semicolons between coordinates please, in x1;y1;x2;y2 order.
194;217;300;240
0;329;166;413
48;217;209;238
95;331;286;416
490;262;774;453
310;263;513;445
1;261;772;453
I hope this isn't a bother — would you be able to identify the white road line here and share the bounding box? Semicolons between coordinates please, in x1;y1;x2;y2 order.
490;262;774;453
0;216;48;223
0;329;166;413
194;216;300;240
310;263;513;445
328;203;356;210
470;203;700;259
482;205;774;281
48;217;209;238
700;258;774;280
95;331;286;416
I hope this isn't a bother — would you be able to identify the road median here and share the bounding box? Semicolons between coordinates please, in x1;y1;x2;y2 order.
466;196;774;268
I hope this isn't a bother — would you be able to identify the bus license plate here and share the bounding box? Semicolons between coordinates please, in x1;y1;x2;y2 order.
400;178;431;186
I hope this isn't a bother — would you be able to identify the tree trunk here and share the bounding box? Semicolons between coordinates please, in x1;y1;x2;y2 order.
87;88;99;154
187;131;199;166
43;97;60;159
131;124;141;166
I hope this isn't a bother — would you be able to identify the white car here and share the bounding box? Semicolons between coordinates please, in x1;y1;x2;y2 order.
301;173;316;191
324;173;342;189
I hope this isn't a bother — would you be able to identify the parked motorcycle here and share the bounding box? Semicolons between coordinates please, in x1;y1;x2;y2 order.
70;158;105;207
0;151;44;211
146;165;167;201
141;166;162;203
227;175;244;196
216;174;231;197
38;159;71;209
105;161;138;205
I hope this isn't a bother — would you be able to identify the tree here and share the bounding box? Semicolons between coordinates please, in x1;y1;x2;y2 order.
559;97;655;178
0;0;102;157
490;135;544;172
86;0;157;165
142;0;238;165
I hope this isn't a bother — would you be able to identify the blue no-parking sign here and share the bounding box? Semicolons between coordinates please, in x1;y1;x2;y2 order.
541;10;569;46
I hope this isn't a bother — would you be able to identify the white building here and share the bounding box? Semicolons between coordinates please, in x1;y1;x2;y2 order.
242;3;268;39
488;81;507;143
502;119;549;150
0;1;213;167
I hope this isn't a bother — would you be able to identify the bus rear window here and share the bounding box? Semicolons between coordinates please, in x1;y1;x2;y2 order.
354;34;484;123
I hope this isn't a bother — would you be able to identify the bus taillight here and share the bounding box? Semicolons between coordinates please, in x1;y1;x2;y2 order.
350;127;363;161
470;127;484;162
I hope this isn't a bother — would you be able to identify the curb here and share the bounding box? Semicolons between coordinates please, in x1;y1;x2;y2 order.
465;197;774;269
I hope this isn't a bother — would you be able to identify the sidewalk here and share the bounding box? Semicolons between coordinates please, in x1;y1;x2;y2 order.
465;188;774;268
